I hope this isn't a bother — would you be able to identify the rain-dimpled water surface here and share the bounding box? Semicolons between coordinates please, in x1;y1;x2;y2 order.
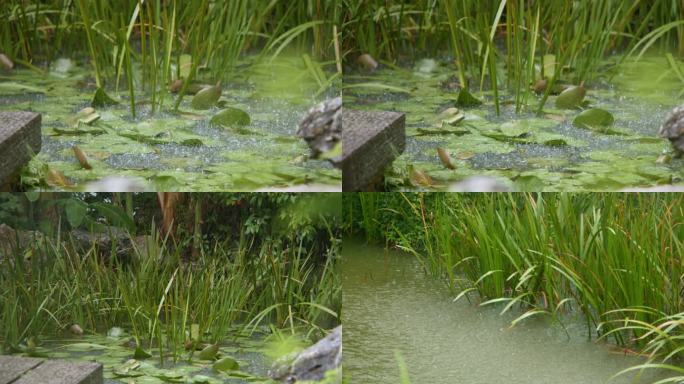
29;328;276;384
344;54;684;191
342;240;677;384
0;53;340;191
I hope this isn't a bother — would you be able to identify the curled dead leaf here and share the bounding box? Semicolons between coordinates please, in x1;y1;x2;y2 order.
72;146;92;170
437;148;456;169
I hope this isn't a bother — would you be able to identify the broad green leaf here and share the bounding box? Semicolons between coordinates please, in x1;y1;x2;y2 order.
210;107;251;128
191;83;221;110
212;356;240;372
64;199;87;228
91;87;118;107
573;108;614;129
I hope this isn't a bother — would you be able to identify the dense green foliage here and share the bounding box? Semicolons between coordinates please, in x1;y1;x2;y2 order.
0;193;341;361
345;192;684;381
1;0;342;113
343;0;684;112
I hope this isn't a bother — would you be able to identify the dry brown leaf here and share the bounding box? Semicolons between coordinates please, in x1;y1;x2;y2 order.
437;147;456;169
72;146;92;170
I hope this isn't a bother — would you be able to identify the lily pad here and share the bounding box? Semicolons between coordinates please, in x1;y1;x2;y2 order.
134;346;152;359
555;84;585;109
572;108;614;130
191;83;221;110
212;356;240;372
210;107;251;128
91;88;119;108
456;89;482;107
198;344;219;360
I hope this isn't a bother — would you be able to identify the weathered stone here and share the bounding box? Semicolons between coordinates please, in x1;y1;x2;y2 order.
341;109;405;191
69;226;134;261
0;356;42;384
0;112;41;187
269;326;342;383
0;356;102;384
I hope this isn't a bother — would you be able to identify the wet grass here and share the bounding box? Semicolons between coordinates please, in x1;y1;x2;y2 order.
345;192;684;381
0;224;341;363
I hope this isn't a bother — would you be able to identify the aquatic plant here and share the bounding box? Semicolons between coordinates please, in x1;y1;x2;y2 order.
342;0;684;113
0;193;341;363
347;192;684;375
1;0;342;115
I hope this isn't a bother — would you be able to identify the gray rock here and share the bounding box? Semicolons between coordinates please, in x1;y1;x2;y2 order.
269;326;341;383
297;98;342;162
659;104;684;156
69;226;135;262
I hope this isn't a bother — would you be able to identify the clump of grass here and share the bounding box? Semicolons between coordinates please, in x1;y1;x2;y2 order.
0;222;340;361
1;0;342;115
343;1;684;113
347;193;684;373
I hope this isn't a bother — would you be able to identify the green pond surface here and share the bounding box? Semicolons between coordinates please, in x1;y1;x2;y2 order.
0;53;341;191
342;239;677;383
11;327;279;384
344;54;684;191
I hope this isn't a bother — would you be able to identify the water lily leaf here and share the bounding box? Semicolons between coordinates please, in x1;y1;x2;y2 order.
198;344;219;360
555;83;585;109
572;108;614;130
150;175;182;191
91;87;118;107
437;148;456;169
181;138;204;147
210;107;251;128
456;89;482;107
543;139;568;147
53;126;106;136
191;83;221;110
512;174;545;191
113;359;143;377
212;356;240;372
481;132;532;144
63;342;109;351
416;127;470;136
190;375;221;384
118;132;167;145
134;346;152;359
72;146;92;170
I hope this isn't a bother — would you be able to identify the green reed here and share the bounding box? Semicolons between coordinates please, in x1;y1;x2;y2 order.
347;193;684;371
0;224;340;361
343;0;683;113
1;0;341;115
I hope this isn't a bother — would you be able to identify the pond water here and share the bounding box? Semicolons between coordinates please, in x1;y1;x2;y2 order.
342;239;676;383
0;52;341;191
344;54;684;191
18;327;277;384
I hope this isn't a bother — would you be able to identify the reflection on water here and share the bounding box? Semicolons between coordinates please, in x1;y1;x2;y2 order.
342;239;673;384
